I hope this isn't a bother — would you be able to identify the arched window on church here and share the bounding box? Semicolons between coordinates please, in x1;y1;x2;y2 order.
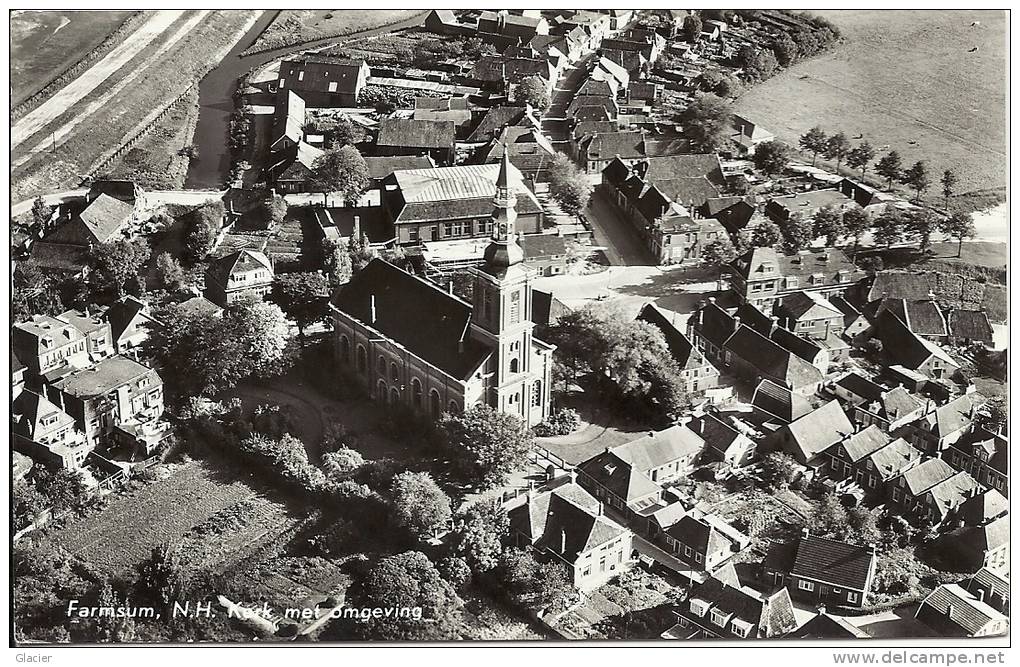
377;355;386;376
339;335;350;364
390;387;400;405
430;389;441;419
357;345;367;375
532;380;542;407
509;358;519;373
390;362;399;383
377;380;387;400
448;400;460;414
412;378;423;409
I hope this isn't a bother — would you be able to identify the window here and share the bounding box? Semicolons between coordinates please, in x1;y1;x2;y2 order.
448;400;460;413
377;355;386;376
328;81;338;92
730;620;751;638
412;378;423;409
409;227;419;243
695;553;703;564
531;381;542;407
710;609;728;627
798;580;815;592
391;362;399;383
298;71;305;81
509;358;519;373
847;592;858;603
356;345;367;375
689;600;708;617
339;336;351;363
509;291;521;324
430;390;441;419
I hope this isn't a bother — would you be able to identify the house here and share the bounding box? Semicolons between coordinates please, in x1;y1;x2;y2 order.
424;9;470;35
507;473;632;592
475;126;557;182
963;568;1009;615
946;309;994;346
688;413;757;469
730;115;775;156
33;193;135;270
918;469;982;525
765;400;854;469
701;197;757;235
605;9;634;32
567;96;621;127
12;315;91;376
381;162;544;246
872;298;948;341
469;55;556;94
270;90;306;153
751;379;812;425
854;385;927;432
764;189;855;225
45;355;167;454
362;156;436;186
942;426;1007;496
176;295;224;318
664;564;798;640
204;250;275;308
791;613;871;639
601;33;665;64
826;425;891;486
466;106;541;143
277;57;370;107
477;10;550;47
837;177;899;212
886;457;957;517
103;295;160;354
412;107;473;138
834;435;922;496
600;48;648;75
269;140;324;193
661;508;750;572
762;529;878;608
626;81;661;106
940;512;1009;572
728;246;865;312
12;349;27;399
897;392;983;455
829;295;870;341
12;390;91;469
734;302;832;371
331;157;554;427
832;371;884;407
520;234;570;277
577;424;705;520
637;303;720;394
774;290;844;341
375;118;456;166
915;584;1008;637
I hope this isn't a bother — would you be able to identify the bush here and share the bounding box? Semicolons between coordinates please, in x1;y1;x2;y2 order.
532;408;581;437
438;556;471;592
308;519;356;557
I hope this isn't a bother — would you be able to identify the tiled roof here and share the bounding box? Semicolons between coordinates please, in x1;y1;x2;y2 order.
949;425;1007;474
965;568;1009;611
577;450;661;503
329;259;492;380
792;613;871;639
947;309;994;343
751;379;812;423
730;246;863;285
779;290;843;321
724;325;823;391
52;355;158;398
932;393;983;438
205;250;273;289
103;296;152;343
867;271;936;302
363;156;435;180
839;425;891;462
638;303;699;369
876;310;956;372
899;457;956;497
925;471;982;520
273;90;306;147
520;234;568;260
612;425;705;473
881;299;947;337
466;106;533;142
781;400;854;464
667;510;746;557
279;57;367;95
974;514;1010;552
13;315;85;355
790;535;875;591
12;390;76;441
683;574;797;638
387;163;544;224
835;372;885;404
766;189;853;217
866;438;921;481
955;489;1008;527
919;584;1007;637
377;118;455;150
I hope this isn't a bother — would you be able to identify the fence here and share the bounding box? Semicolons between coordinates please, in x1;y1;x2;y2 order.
85;82;198;180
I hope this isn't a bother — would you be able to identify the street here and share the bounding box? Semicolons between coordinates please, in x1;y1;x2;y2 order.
542;52;598;145
585;188;655;266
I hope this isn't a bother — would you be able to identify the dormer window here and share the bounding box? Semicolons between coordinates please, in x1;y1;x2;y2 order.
689;599;709;617
710;609;731;627
786;277;798;289
731;619;752;638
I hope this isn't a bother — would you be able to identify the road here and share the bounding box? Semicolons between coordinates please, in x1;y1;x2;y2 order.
542;52;598;147
585;188;655;265
11;11;187;148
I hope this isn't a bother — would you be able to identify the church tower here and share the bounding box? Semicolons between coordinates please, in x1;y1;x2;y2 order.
469;150;550;425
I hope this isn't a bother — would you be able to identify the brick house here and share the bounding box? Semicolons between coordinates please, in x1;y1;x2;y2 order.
896;392;983;455
916;584;1009;638
765;400;854;469
942;426;1008;497
637;303;720;395
276;57;370;107
376;118;456;166
828;431;922;496
762;529;877;608
660;508;750;572
13;315;92;377
727;247;864;312
204;250;275;308
12;390;92;469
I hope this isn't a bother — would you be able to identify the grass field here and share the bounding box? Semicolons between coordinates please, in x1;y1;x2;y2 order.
735;10;1006;200
246;10;425;53
10;10;135;106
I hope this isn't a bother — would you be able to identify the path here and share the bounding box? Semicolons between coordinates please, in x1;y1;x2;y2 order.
11;11;186;148
585;188;655;266
15;11;216;169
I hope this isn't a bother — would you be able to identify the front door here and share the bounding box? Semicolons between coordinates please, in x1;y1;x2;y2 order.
430;225;439;241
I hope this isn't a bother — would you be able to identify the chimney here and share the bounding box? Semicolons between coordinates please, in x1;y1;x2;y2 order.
448;281;454;295
801;527;810;540
732;315;741;332
698;418;705;434
597;502;604;516
698;308;705;327
708;296;716;305
769;316;779;335
560;529;567;554
353;215;361;237
946;603;955;619
868;543;877;556
370;295;377;324
569;468;577;484
825;319;831;338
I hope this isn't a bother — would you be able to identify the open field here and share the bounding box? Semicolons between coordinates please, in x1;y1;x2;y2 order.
45;458;298;574
735;10;1006;200
245;10;425;53
10;10;136;106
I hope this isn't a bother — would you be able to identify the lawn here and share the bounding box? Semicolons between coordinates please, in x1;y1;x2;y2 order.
10;10;136;106
245;10;426;53
735;10;1006;202
44;457;297;574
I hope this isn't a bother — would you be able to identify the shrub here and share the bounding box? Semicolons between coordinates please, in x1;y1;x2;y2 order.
438;556;471;592
532;408;581;437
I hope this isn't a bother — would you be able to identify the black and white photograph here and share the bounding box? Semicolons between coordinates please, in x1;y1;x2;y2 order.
7;5;1010;658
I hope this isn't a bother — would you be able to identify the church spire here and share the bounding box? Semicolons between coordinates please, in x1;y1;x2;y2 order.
483;137;523;269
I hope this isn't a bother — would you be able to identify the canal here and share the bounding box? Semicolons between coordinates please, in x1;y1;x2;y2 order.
184;10;428;189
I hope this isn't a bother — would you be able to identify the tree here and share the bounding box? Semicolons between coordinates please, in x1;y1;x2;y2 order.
513;75;550;112
438;556;472;592
759;452;799;490
224;297;294;380
91;238;150;300
770;31;799;67
389;472;452;542
811;493;849;538
682;13;703;43
87;583;137;642
872;208;905;248
904;208;939;252
752;140;791;177
452;500;508;574
31;195;51;228
547;153;592;221
901;160;931;203
322;238;353;285
37;468;91;515
941;212;975;258
321;447;365;481
751;221;782;247
812;205;845;247
182;201;224;262
255;195;288;228
941;169;957;209
875;151;903;191
701;235;738;268
137;543;187;609
343;551;459;640
846;141;875;179
641;360;690;426
977;396;1007;434
311;145;370;206
846;506;881;545
13;483;48;532
823;132;852;174
269;271;329;343
13;260;64;322
781;212;815;253
436;405;533;489
491;548;572;612
737;45;779;82
682;94;732;153
799;126;827;166
154;252;184;291
842;206;871;257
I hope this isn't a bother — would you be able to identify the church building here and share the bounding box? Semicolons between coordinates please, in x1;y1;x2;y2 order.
328;151;554;426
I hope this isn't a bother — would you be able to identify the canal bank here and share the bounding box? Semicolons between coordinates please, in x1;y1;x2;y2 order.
184;10;428;189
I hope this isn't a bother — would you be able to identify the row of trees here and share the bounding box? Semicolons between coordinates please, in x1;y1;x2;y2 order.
547;153;593;221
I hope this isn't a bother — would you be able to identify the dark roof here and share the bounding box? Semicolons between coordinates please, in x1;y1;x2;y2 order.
279;57;367;95
530;289;570;327
835;372;885;404
330;259;492;379
788;535;876;591
724;325;823;391
637;303;699;369
471;56;551;83
583;131;645;160
652;178;720;209
520;234;568;260
88;179;138;203
947;309;994;343
751;379;812;423
955;488;1008;527
792;613;871;639
362;156;435;180
640;154;725;187
683;574;798;638
577;451;660;504
881;299;947;337
466;106;532;142
205;250;273;289
919;584;1007;637
102;295;152;343
478;11;546;37
377;119;455;150
876;310;957;372
868;270;936;302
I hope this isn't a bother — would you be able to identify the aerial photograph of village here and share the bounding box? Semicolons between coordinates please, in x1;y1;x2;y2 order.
9;7;1009;653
